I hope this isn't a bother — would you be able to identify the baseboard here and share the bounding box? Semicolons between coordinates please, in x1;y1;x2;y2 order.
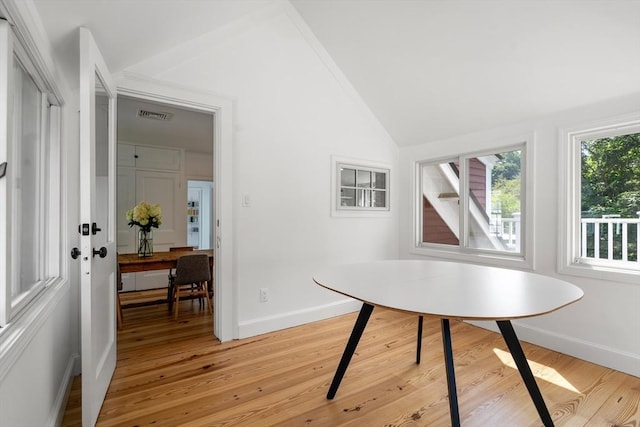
238;298;361;339
467;320;640;378
47;353;79;427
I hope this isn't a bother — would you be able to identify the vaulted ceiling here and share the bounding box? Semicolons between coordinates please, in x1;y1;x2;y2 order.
31;0;640;146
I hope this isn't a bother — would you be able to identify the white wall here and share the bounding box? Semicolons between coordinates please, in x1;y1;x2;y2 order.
127;2;399;337
399;93;640;377
184;151;213;179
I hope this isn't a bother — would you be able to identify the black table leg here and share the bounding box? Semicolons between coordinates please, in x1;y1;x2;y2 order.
416;315;424;364
441;319;461;427
327;302;374;399
496;320;555;427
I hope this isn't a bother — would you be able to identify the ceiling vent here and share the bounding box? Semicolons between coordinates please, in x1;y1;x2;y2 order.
137;109;173;121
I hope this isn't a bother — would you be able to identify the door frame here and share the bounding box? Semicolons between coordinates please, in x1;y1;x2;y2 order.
116;72;235;341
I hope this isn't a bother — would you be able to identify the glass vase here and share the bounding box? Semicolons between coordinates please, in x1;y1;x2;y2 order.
138;228;153;257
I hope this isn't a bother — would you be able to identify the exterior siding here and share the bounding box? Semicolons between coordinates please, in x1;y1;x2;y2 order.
468;158;486;210
422;196;459;245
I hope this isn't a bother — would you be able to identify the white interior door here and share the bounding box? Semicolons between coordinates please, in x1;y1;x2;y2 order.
79;27;117;427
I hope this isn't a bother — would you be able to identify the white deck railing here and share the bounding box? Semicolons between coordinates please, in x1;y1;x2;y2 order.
581;216;640;262
499;215;519;249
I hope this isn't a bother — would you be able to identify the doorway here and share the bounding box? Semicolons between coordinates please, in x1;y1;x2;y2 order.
117;74;234;342
187;180;215;250
116;94;216;327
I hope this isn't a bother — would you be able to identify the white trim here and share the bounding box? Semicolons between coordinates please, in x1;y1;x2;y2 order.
468;319;640;378
237;298;361;339
47;352;77;427
0;277;69;383
0;18;64;326
116;72;236;341
0;19;11;325
0;0;65;105
330;155;392;218
558;112;640;285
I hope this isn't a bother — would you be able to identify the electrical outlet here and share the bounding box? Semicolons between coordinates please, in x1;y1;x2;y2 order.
260;287;269;302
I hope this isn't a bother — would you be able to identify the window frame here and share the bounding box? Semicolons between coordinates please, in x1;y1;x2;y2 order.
412;139;534;270
559;114;640;284
331;156;391;217
0;20;63;327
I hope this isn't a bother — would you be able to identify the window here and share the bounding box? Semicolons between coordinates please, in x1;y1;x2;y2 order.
332;157;390;215
0;21;62;326
561;118;640;280
416;143;529;263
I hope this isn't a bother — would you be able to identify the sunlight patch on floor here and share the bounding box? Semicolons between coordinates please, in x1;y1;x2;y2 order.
493;348;579;393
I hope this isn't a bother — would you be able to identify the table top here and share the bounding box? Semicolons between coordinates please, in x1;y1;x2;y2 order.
313;260;583;320
117;249;214;273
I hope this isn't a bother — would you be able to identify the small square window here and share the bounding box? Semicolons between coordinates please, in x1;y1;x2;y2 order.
333;158;390;215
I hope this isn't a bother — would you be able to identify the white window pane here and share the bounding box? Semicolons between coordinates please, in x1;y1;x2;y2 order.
372;172;386;189
340;188;356;207
14;60;42;298
420;161;459;246
357;170;371;188
372;190;386;207
340;168;355;187
580;132;640;263
335;161;390;212
357;189;371;207
467;150;521;253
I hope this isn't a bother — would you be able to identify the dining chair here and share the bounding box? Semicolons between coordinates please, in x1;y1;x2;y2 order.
167;246;195;307
171;253;212;320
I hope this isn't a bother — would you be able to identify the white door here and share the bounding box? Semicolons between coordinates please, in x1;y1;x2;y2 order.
79;27;117;427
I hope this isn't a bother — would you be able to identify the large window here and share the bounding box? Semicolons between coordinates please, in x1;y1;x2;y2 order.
0;21;62;326
562;119;640;280
416;143;528;262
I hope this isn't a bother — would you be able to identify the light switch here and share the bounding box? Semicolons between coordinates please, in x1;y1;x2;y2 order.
242;193;252;207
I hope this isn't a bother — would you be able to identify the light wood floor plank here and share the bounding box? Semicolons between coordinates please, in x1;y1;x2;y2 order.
62;295;640;426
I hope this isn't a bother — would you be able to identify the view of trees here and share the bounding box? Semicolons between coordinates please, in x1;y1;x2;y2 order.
581;132;640;218
491;150;521;218
581;132;640;261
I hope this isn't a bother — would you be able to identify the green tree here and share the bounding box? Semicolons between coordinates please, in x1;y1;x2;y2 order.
491;150;521;181
492;178;520;218
581;133;640;218
491;150;521;218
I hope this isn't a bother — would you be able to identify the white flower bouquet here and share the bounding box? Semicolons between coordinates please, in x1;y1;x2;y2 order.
126;201;162;232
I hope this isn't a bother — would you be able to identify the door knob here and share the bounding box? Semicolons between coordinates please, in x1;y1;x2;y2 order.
71;248;81;259
93;247;108;258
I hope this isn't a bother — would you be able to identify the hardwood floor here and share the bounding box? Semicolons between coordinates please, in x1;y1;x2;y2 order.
62;296;640;426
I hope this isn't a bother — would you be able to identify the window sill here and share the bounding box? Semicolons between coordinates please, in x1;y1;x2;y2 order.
559;262;640;285
410;245;534;271
0;277;69;383
332;208;392;218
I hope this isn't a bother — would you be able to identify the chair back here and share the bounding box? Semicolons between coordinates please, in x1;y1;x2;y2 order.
173;254;211;286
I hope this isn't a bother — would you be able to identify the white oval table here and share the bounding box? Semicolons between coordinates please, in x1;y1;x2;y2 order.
313;260;583;427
